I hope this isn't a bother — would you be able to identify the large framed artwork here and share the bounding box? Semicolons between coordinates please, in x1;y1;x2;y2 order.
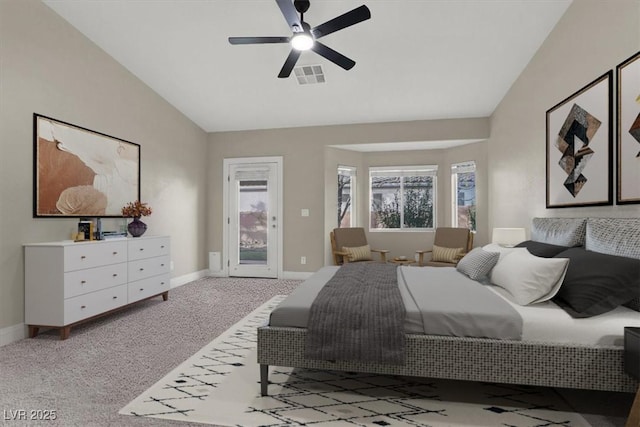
616;51;640;205
33;114;141;217
546;71;613;208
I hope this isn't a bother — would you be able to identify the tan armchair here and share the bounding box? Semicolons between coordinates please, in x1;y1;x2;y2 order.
416;227;474;267
330;227;389;265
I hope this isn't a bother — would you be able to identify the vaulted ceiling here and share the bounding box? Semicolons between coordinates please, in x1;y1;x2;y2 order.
44;0;571;133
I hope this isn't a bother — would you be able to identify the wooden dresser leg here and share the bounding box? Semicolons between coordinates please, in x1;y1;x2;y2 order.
28;326;39;338
626;387;640;427
162;291;169;301
60;326;71;340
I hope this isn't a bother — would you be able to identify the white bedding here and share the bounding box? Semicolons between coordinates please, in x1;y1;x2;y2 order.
487;285;640;346
270;265;640;347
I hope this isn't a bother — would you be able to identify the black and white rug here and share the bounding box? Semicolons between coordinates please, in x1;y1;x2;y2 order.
120;295;590;426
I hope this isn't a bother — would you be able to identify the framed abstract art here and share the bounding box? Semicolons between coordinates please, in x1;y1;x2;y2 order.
545;71;613;208
616;51;640;205
33;114;141;217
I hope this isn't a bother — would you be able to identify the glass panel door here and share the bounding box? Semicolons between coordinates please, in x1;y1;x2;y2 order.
228;162;278;278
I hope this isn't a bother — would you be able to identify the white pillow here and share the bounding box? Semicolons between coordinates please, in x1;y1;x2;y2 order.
489;249;569;305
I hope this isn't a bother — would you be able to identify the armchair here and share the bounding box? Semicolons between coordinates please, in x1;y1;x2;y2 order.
416;227;474;267
330;227;389;265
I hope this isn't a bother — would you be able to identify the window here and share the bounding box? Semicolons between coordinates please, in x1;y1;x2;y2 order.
451;161;476;231
369;166;437;230
337;166;356;227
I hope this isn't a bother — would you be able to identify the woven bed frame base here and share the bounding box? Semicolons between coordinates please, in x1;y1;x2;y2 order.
257;327;637;395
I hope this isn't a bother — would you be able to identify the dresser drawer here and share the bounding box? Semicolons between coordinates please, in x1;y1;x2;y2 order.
64;284;127;325
128;237;170;261
128;255;170;282
128;274;170;303
64;262;128;298
64;241;127;272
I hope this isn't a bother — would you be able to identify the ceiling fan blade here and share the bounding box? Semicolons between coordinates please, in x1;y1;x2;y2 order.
311;5;371;39
276;0;302;31
311;41;356;70
278;49;302;78
229;36;290;45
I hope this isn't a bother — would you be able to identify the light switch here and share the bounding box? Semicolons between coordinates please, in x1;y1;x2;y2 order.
301;209;310;217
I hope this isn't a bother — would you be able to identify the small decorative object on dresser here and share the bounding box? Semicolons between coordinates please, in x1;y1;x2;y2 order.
24;236;170;340
121;200;152;238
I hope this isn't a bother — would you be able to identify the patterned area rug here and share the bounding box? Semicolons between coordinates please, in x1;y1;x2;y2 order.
120;295;590;426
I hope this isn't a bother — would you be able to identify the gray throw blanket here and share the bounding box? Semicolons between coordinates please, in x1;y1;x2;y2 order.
304;262;406;365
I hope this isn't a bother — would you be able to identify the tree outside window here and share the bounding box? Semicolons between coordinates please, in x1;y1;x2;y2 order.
337;166;356;227
370;166;437;230
451;161;476;231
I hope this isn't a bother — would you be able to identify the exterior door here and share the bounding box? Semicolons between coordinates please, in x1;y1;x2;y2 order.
225;158;281;278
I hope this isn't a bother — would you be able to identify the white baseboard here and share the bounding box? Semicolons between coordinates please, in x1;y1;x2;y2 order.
205;270;312;280
282;271;314;280
208;269;227;277
170;269;209;288
0;323;27;347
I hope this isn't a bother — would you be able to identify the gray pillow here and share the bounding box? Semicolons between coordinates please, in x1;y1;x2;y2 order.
456;247;500;281
585;218;640;260
531;217;586;247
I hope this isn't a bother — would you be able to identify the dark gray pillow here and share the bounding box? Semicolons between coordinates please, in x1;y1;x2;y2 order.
515;240;571;258
552;248;640;318
456;247;500;281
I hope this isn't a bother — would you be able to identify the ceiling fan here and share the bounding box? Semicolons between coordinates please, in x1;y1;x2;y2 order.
228;0;371;78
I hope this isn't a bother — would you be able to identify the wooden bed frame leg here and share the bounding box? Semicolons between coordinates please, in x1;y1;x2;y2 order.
260;364;269;396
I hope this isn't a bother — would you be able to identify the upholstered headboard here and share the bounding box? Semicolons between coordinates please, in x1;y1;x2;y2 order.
531;217;640;311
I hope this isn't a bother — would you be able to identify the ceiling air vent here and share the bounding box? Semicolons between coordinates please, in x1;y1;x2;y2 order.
293;65;325;85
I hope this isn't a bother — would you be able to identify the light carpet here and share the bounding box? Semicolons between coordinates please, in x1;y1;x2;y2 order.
121;295;591;426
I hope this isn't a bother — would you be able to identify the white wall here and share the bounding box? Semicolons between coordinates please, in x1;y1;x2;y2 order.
489;0;640;233
0;0;209;331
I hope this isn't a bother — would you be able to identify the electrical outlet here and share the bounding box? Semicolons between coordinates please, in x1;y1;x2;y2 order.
301;256;306;265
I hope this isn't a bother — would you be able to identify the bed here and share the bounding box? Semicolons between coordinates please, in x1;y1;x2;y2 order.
257;217;640;394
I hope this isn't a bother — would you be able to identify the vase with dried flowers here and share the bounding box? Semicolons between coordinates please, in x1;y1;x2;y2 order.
121;200;152;238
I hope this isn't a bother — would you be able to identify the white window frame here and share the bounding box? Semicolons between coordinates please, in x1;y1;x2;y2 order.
369;165;438;232
337;166;356;227
451;161;476;231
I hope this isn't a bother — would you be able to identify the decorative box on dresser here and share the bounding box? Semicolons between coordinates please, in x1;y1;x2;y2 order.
25;236;171;340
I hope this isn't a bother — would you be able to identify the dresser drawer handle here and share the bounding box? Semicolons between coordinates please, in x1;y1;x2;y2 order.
81;256;86;259
161;282;165;285
161;263;165;267
81;305;86;309
113;251;118;255
139;268;144;271
112;274;118;277
161;245;165;248
140;288;144;291
112;296;118;299
81;280;86;284
139;248;144;251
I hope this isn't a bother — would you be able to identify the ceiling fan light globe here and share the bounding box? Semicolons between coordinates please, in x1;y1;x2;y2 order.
291;34;314;51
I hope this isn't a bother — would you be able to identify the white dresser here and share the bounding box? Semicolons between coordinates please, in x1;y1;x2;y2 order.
25;236;170;340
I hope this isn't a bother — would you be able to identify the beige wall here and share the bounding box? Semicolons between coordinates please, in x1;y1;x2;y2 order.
489;0;640;233
208;119;489;272
0;0;208;330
